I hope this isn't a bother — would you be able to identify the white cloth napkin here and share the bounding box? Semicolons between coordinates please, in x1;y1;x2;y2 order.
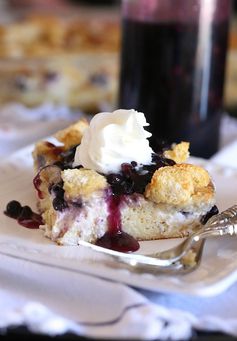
0;105;237;340
2;250;237;340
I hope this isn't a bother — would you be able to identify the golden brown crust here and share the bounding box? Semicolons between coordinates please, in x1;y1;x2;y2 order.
145;163;215;208
0;15;120;58
32;141;63;171
42;205;57;231
54;119;89;149
62;168;108;200
32;119;89;171
164;142;190;163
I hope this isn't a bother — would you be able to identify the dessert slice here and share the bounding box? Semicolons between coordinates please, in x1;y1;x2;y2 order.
32;109;217;252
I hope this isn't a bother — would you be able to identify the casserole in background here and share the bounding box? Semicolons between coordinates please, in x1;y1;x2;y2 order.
0;13;120;113
0;10;236;117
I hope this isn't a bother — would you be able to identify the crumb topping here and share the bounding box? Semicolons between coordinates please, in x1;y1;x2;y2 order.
54;119;89;149
62;168;107;199
32;141;63;170
164;142;190;163
145;163;214;207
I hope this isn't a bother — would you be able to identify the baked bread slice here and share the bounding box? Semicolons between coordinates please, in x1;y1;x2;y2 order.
32;113;217;252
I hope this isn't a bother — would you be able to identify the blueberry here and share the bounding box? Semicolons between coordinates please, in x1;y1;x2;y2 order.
53;197;68;211
107;174;123;185
105;155;176;196
4;200;22;218
19;206;33;220
58;145;78;169
122;179;134;194
131;161;137;168
14;76;28;91
149;138;171;154
52;161;65;170
90;73;108;86
72;200;83;208
121;163;133;177
44;71;58;82
201;205;219;225
49;183;64;196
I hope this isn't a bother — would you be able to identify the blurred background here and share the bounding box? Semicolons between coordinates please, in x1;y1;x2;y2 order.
0;0;121;114
0;0;236;115
0;0;236;156
225;0;237;117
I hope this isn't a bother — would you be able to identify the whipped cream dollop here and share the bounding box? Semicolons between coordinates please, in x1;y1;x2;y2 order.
73;109;154;174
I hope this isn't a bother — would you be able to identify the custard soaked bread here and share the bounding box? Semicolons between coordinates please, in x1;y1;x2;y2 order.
32;109;217;252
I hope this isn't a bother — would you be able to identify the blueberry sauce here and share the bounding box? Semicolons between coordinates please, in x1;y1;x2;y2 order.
4;200;43;229
96;231;140;253
33;173;43;199
5;200;22;218
107;153;175;195
96;191;139;252
106;193;122;233
95;154;176;252
33;165;66;210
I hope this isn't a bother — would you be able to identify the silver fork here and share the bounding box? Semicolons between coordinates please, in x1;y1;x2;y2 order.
79;205;237;274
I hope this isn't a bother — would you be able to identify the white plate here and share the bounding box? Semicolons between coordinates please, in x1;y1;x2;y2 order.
0;145;237;297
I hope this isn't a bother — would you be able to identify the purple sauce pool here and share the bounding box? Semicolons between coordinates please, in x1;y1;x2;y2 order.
96;191;140;252
4;200;42;229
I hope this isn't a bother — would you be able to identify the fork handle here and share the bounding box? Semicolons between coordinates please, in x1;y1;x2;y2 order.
198;220;237;240
193;205;237;240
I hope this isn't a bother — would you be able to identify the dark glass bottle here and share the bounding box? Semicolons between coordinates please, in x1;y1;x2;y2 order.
119;0;231;158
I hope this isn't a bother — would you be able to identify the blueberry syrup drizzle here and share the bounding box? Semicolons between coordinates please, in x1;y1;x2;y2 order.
96;154;176;252
33;173;43;199
4;200;43;229
96;191;140;252
33;165;68;211
96;230;140;253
